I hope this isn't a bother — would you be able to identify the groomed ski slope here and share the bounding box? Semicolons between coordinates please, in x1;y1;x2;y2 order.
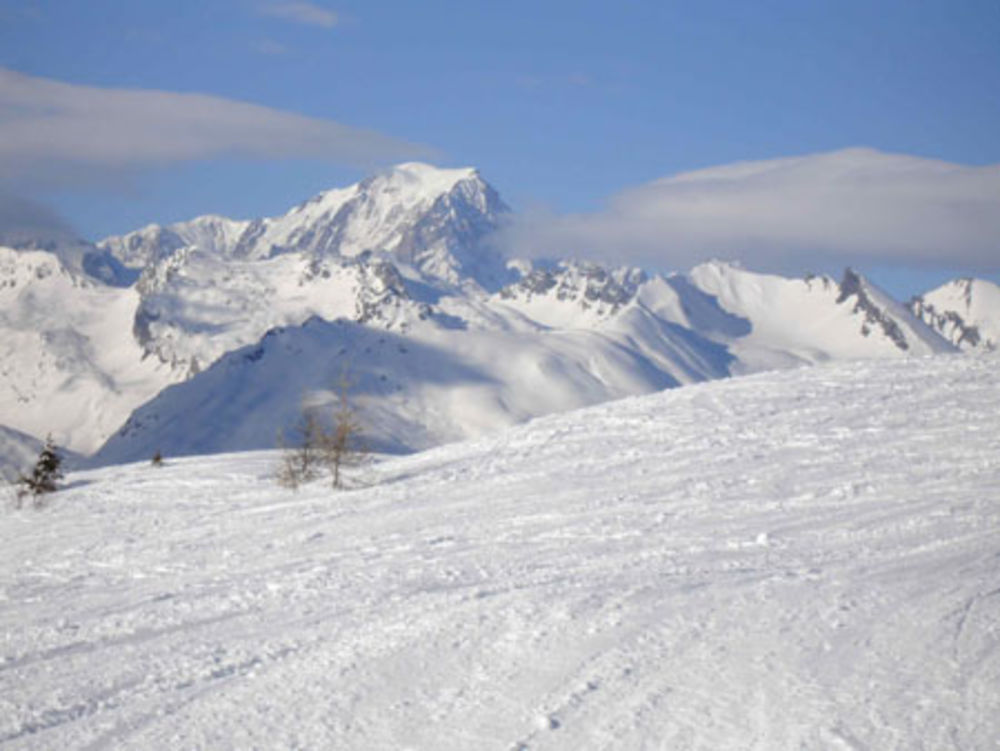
2;354;998;750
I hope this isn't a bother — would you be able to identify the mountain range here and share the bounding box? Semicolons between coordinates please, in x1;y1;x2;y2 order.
1;162;995;470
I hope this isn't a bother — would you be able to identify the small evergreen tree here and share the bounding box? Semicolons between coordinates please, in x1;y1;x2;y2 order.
16;435;64;507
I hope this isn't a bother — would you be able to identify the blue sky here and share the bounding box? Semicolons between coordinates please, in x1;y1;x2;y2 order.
1;0;998;296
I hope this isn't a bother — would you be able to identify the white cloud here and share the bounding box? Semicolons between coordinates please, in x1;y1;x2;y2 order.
504;148;1000;273
0;67;431;186
259;2;337;28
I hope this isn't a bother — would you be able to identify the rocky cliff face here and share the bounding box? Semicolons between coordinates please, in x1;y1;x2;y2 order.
837;269;912;350
910;278;1000;351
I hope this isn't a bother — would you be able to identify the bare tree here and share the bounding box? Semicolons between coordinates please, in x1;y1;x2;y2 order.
318;375;367;489
276;410;324;490
276;376;366;490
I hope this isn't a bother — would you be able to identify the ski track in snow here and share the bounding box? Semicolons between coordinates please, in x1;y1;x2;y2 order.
1;355;999;750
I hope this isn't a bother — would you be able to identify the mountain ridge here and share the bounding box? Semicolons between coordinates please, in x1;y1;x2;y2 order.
1;162;994;466
99;162;510;289
910;277;1000;351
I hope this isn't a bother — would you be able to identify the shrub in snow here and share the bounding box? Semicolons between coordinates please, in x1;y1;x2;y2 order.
15;435;64;508
277;410;325;490
321;375;367;489
277;376;367;490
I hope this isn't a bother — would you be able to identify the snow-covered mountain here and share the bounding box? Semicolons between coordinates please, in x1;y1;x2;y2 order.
92;302;730;465
99;215;248;268
3;164;505;455
93;259;955;466
0;162;989;466
0;246;175;453
128;247;424;378
909;278;1000;351
688;262;953;371
99;162;511;290
5;354;999;748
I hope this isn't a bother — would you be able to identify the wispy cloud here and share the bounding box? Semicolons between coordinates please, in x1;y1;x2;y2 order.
253;38;288;55
503;148;1000;273
0;67;433;187
258;2;337;28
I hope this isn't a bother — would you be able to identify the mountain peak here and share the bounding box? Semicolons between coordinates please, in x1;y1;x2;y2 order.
99;162;507;289
259;162;506;287
836;268;953;354
910;277;1000;351
337;162;484;210
384;161;480;186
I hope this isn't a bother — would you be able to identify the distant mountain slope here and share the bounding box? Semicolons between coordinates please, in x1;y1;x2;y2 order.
129;249;420;378
91;306;729;465
687;262;954;371
98;215;249;268
93;258;957;466
910;278;1000;351
0;246;174;453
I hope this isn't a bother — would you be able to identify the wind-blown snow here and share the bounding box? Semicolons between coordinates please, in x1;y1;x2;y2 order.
2;354;997;749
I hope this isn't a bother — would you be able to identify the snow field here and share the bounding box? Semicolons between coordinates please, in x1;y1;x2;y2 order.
1;354;999;749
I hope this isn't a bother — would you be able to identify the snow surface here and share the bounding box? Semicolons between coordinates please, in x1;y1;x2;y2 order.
3;353;998;749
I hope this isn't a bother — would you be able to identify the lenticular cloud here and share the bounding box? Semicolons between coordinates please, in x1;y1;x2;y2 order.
0;68;431;186
505;148;1000;272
